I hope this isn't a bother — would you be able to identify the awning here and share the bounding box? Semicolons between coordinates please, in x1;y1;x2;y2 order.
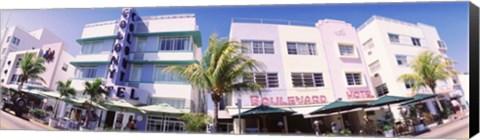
231;105;295;118
367;95;413;107
101;99;145;114
310;100;367;115
400;94;437;106
138;103;184;116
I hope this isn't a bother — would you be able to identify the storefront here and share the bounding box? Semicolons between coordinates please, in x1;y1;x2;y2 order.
146;115;184;132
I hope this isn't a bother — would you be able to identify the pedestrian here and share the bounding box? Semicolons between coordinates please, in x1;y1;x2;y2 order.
313;120;321;136
344;120;352;132
331;122;341;134
124;116;136;131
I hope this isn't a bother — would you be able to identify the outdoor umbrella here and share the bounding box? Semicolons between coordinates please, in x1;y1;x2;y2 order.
309;100;367;128
231;105;295;133
101;99;145;114
367;95;413;112
399;94;437;106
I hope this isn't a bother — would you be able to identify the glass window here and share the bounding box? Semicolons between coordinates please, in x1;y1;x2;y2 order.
438;40;446;48
362;38;374;51
375;83;389;97
153;65;183;82
62;63;68;72
129;64;142;81
339;45;355;56
388;33;400;43
411;37;421;46
368;60;381;73
396;55;408;66
75;66;97;78
241;40;275;54
244;73;278;88
136;37;147;52
291;73;324;87
81;41;104;54
287;42;317;55
147;115;184;132
346;73;362;86
158;36;191;51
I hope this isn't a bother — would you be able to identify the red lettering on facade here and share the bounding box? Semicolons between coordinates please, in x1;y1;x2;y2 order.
288;97;295;105
250;95;260;106
312;96;320;104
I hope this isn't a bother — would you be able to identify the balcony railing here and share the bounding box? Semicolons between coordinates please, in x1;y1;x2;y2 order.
231;18;314;27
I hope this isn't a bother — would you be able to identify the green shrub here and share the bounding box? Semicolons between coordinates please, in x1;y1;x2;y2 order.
179;113;212;133
339;129;352;135
382;124;392;131
31;108;48;120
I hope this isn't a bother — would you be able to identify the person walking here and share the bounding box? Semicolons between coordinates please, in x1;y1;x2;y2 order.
313;120;321;136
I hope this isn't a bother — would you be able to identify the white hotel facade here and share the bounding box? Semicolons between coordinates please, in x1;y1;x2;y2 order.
68;8;203;131
0;27;75;119
357;16;467;121
223;18;379;134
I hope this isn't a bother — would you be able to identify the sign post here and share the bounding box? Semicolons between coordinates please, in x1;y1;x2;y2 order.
236;98;242;134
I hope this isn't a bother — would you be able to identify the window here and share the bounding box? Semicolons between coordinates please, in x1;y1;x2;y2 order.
150;97;186;109
158;36;191;51
136;37;148;52
16;58;22;68
153;65;183;82
388;33;400;43
438;40;446;48
62;63;68;72
396;55;408;66
287;42;317;55
291;73;324;87
411;37;421;46
81;41;104;54
10;74;20;84
369;60;381;73
9;36;20;46
129;64;142;81
345;73;362;86
375;83;389;97
405;80;415;89
244;73;279;88
147;115;184;132
362;38;374;51
241;40;274;54
339;45;355;56
75;66;97;78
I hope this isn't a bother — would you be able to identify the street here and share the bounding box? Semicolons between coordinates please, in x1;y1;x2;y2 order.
0;110;49;130
416;116;469;139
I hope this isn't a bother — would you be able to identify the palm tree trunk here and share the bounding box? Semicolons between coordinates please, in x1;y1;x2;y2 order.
213;100;218;133
430;87;444;112
18;80;25;91
53;99;60;119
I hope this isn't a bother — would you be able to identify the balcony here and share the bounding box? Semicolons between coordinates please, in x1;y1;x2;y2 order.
70;52;111;66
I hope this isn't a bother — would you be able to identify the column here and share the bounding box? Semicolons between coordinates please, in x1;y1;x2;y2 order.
233;118;245;134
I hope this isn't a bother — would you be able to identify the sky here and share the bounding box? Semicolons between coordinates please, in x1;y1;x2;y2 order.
0;2;469;73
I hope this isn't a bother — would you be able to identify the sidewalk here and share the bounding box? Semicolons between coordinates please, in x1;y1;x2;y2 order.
29;119;58;131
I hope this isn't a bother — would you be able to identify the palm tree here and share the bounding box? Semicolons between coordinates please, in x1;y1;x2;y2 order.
83;78;107;127
53;80;76;119
164;34;264;133
397;51;457;121
18;53;46;90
